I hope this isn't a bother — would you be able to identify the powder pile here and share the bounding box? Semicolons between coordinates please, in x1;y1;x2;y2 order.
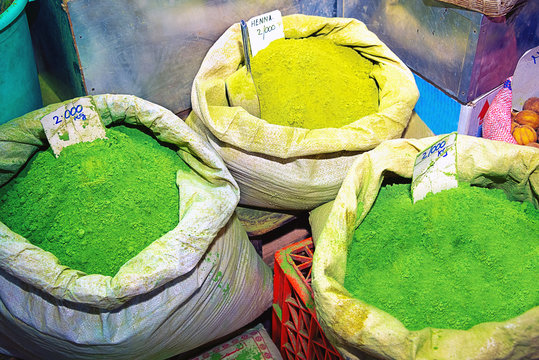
0;126;190;277
344;183;539;330
251;37;379;129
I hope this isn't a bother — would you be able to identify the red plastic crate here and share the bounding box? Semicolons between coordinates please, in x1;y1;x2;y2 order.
272;238;343;360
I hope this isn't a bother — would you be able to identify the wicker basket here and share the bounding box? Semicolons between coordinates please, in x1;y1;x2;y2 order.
438;0;519;16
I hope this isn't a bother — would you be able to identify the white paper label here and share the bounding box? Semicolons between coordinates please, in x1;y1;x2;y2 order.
246;10;285;57
512;45;539;111
411;133;458;203
40;97;107;157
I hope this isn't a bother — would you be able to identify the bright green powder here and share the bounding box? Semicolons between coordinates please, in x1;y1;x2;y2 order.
0;126;190;277
251;37;379;129
344;183;539;330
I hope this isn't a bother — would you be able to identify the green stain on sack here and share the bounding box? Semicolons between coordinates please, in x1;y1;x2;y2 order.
213;270;223;281
344;183;539;331
334;298;369;336
251;37;379;129
0;125;191;277
58;132;70;141
206;338;264;359
235;347;262;360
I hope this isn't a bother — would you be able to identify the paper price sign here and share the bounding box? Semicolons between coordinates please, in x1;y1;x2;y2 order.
246;10;285;57
411;133;458;203
512;45;539;111
40;97;107;157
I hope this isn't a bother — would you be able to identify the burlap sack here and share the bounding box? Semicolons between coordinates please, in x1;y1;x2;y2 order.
0;95;272;360
310;135;539;360
187;14;420;211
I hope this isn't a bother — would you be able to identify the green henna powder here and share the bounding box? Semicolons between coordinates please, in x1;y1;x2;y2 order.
0;126;191;277
251;37;379;129
344;183;539;330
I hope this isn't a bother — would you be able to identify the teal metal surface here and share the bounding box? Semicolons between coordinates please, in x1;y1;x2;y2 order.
0;0;42;124
64;0;337;114
29;0;86;102
0;0;27;29
343;0;481;103
343;0;539;104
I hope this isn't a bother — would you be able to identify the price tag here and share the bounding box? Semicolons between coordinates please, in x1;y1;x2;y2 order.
512;45;539;111
411;133;458;203
40;97;107;157
246;10;285;57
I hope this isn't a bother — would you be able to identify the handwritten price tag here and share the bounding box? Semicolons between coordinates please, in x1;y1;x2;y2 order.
40;97;107;157
512;45;539;111
411;133;458;203
246;10;285;57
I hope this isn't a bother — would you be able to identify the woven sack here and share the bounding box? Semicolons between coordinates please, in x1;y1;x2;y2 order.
310;135;539;360
187;14;420;211
0;95;272;360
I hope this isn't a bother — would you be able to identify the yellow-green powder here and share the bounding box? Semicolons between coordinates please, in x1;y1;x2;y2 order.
0;126;190;277
251;37;379;129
